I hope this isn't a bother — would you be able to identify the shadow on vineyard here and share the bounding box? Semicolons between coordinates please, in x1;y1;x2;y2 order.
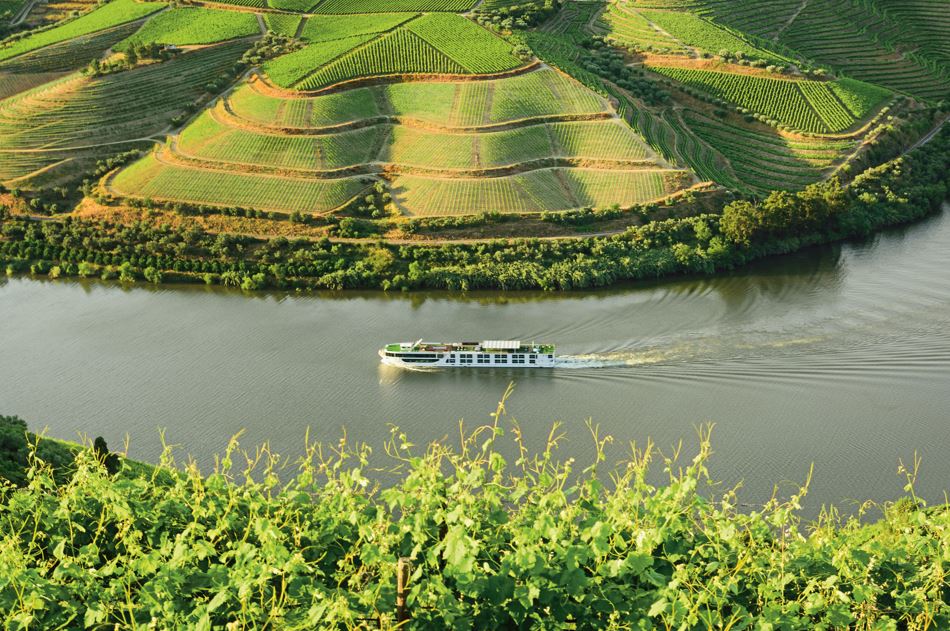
1;387;947;629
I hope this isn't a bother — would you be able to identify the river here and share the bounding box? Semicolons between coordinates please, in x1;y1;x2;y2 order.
2;208;950;514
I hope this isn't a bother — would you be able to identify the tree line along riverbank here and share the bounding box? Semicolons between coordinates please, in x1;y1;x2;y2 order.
0;126;946;291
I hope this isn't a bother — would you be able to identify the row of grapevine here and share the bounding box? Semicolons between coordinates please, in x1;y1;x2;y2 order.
566;169;672;208
311;0;475;14
0;0;163;62
299;13;414;43
262;34;373;88
0;42;249;180
797;81;854;133
123;8;260;47
177;111;384;171
297;29;465;90
549;120;651;161
263;14;303;37
392;170;573;215
405;14;524;74
681;110;853;193
110;153;368;213
649;66;868;133
638;9;787;62
392;167;676;216
660;110;742;190
591;4;685;52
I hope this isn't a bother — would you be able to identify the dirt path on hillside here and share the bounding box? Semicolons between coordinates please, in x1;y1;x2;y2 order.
774;0;809;40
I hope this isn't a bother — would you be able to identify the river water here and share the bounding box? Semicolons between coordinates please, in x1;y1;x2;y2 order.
2;208;950;513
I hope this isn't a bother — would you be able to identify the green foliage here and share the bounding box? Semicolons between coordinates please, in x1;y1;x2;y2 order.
0;0;165;62
0;415;77;487
122;7;260;47
0;402;948;628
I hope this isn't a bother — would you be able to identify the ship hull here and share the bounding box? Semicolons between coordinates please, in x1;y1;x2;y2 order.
378;349;556;369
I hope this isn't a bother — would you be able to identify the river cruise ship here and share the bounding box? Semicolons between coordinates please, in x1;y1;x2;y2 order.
380;340;556;369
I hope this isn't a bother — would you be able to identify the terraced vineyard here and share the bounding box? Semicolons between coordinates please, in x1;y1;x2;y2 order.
109;152;370;212
113;63;684;215
641;0;950;102
230;67;609;128
0;41;249;182
122;8;261;46
263;13;526;91
648;66;890;133
0;22;141;100
591;4;685;52
0;0;164;62
637;9;786;62
680;110;855;193
0;0;941;234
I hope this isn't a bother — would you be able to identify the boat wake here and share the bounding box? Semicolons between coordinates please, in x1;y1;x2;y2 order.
554;351;672;369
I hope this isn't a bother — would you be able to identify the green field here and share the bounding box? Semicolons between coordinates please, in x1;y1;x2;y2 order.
648;66;889;133
110;152;369;212
123;7;260;46
311;0;475;13
0;0;165;62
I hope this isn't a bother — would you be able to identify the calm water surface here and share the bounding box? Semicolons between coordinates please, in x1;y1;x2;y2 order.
2;209;950;513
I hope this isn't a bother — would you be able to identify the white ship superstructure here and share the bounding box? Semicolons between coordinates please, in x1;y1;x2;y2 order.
379;340;556;369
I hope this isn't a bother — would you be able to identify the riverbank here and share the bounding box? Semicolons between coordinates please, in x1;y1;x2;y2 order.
1;126;946;291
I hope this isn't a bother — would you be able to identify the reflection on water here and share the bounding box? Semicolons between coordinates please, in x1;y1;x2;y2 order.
1;208;949;516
